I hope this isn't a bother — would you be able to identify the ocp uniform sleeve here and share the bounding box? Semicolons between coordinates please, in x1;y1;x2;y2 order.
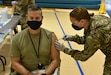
16;0;29;6
14;0;35;15
72;34;85;44
71;30;102;61
17;0;34;6
28;0;35;5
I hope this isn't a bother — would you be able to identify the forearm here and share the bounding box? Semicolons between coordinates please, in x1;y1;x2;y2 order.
12;62;30;75
45;59;60;75
63;48;91;61
72;35;85;44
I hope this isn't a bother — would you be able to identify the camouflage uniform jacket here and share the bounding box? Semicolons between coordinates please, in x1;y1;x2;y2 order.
71;15;111;66
14;0;35;16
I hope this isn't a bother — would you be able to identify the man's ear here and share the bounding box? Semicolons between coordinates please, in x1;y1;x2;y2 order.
42;16;43;19
41;16;43;21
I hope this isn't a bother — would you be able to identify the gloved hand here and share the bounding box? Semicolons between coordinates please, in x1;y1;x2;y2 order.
55;40;66;52
55;40;76;56
62;35;74;41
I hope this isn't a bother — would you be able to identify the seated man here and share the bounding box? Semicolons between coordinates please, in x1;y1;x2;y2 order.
10;4;60;75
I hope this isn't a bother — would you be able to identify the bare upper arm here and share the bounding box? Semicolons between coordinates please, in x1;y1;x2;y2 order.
51;33;60;61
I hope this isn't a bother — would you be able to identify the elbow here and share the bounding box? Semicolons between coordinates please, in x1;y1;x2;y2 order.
11;63;16;71
56;58;61;67
57;59;61;67
52;58;61;67
74;55;90;61
80;53;93;61
76;41;85;44
80;57;89;61
75;57;89;61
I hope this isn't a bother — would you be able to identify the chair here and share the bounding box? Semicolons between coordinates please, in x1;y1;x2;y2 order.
0;55;6;71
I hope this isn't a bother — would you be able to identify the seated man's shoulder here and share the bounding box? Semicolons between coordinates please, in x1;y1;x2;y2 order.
13;29;28;39
42;28;54;34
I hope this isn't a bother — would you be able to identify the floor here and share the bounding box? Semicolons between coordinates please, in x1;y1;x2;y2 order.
0;7;107;75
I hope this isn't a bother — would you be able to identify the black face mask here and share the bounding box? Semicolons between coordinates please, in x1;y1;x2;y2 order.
72;24;83;30
27;21;42;30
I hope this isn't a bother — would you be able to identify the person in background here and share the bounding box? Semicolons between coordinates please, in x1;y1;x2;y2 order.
13;0;35;30
55;6;111;75
10;4;60;75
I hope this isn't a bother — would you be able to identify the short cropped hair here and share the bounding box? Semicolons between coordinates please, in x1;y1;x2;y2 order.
27;4;42;15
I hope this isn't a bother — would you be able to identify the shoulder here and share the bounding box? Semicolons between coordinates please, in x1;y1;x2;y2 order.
12;29;28;41
89;15;111;41
91;15;109;25
41;28;54;35
41;28;57;40
90;15;110;30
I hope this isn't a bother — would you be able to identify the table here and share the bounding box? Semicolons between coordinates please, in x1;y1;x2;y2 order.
0;15;21;43
107;11;111;17
0;14;20;71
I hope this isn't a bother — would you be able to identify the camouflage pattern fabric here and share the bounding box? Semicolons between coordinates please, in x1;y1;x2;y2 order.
103;65;111;75
65;15;111;75
14;0;35;30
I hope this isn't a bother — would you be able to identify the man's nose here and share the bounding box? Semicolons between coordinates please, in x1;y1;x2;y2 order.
32;19;37;21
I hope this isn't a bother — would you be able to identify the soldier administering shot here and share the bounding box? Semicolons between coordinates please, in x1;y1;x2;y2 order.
55;6;111;75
